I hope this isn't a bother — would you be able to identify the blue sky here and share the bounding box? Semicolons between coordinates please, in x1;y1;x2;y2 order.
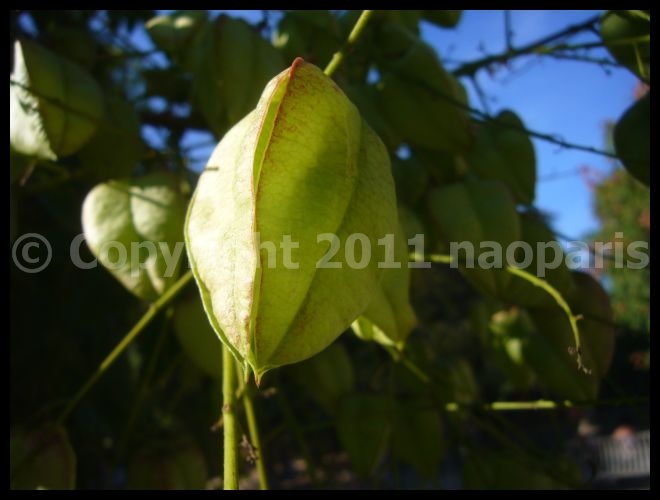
421;10;639;241
141;10;639;242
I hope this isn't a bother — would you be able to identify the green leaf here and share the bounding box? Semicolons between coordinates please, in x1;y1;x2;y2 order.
10;39;103;160
185;59;399;382
614;91;650;186
78;94;144;181
173;296;223;380
344;83;402;153
82;172;186;302
600;11;650;81
145;10;207;56
46;26;97;69
391;153;430;206
462;448;581;489
273;10;341;67
526;272;615;401
467;110;536;205
353;219;417;348
422;10;463;29
568;271;616;380
428;180;521;297
375;27;471;152
10;424;76;490
127;437;207;490
381;11;422;36
391;401;444;478
337;394;394;477
191;15;286;135
397;204;426;242
414;148;469;186
286;341;355;414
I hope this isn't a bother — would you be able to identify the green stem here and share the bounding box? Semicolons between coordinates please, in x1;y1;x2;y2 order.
324;10;374;77
117;307;173;456
222;345;239;490
413;252;589;373
55;270;193;425
384;346;430;384
504;265;587;373
235;362;269;490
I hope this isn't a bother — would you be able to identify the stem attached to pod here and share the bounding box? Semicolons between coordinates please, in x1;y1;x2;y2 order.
222;345;239;490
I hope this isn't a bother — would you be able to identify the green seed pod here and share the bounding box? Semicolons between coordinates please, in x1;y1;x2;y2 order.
82;173;186;302
10;39;103;160
352;220;418;350
185;58;399;383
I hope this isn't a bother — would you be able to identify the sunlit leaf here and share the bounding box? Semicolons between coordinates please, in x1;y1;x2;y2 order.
10;39;103;160
82;172;186;301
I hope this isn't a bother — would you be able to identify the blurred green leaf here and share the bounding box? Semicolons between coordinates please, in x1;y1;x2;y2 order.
10;38;103;160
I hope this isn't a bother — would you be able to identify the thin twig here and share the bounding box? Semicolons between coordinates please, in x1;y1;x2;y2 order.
381;63;619;160
453;14;601;77
117;307;173;457
55;270;193;425
413;253;589;373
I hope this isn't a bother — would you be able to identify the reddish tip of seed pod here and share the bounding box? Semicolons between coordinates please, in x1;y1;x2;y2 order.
290;57;305;76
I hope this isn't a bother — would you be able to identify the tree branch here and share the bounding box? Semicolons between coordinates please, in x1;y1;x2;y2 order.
453;14;601;77
380;62;619;160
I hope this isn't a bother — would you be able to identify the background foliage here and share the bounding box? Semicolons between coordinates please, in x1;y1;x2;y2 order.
10;10;649;490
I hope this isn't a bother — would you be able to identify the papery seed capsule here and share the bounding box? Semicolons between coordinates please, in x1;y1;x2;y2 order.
185;58;398;383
